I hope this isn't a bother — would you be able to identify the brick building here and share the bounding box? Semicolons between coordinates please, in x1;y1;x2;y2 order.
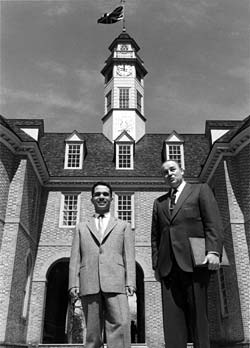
0;31;249;348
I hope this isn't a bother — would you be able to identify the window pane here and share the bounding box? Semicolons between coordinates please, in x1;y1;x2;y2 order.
168;145;182;167
67;144;81;168
119;88;129;109
118;145;131;168
62;194;78;226
137;91;142;112
117;194;132;223
106;91;112;112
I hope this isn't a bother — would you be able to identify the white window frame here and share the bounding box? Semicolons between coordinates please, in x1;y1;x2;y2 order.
114;192;135;229
59;193;80;228
64;142;83;169
116;143;134;170
119;88;129;109
166;143;185;169
218;268;229;318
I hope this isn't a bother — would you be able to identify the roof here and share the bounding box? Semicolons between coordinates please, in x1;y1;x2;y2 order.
215;115;250;143
38;132;210;178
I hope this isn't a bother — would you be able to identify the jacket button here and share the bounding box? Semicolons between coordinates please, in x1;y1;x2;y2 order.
99;247;103;254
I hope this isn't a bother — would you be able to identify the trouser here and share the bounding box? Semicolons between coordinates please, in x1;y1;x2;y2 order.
161;262;211;348
81;292;131;348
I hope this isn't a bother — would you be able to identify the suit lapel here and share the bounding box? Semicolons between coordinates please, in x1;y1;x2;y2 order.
171;183;193;220
160;192;171;221
86;217;100;243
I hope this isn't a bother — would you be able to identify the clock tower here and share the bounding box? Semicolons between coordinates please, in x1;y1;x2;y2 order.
101;31;147;142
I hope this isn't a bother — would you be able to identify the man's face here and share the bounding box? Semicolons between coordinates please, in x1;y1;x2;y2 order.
91;185;112;214
161;161;184;188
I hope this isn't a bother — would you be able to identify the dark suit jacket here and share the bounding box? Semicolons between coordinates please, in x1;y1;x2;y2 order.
69;216;136;296
151;183;223;277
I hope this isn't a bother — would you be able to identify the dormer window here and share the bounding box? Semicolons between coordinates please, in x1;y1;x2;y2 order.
164;131;185;169
64;131;84;169
119;88;129;109
115;131;134;170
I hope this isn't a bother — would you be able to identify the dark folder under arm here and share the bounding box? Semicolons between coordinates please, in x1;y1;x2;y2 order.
189;237;230;267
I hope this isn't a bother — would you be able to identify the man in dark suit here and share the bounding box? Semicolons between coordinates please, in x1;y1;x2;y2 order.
69;181;136;348
151;160;223;348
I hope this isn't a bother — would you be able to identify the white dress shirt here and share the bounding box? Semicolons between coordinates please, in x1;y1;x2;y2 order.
95;212;110;236
173;180;186;203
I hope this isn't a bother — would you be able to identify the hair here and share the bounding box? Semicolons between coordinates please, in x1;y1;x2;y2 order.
161;159;182;169
91;181;113;197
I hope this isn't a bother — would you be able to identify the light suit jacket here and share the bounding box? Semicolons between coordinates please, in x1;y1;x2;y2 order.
69;216;136;296
151;183;223;277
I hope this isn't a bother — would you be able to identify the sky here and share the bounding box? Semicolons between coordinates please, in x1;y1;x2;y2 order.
0;0;249;134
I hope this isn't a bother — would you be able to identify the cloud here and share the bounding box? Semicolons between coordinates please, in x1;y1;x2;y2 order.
227;60;250;85
157;0;215;27
0;87;93;114
45;2;72;17
37;60;67;76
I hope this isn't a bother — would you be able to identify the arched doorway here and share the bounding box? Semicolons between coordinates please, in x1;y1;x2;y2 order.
133;262;145;343
42;259;146;344
43;259;69;343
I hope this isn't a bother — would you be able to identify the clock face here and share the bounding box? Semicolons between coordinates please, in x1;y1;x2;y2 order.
120;44;129;51
116;64;132;77
117;116;133;133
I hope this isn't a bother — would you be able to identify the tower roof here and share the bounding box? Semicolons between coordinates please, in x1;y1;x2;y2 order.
108;31;140;52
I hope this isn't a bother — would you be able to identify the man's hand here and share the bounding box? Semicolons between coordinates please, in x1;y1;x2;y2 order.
126;286;136;296
202;253;220;271
69;287;79;299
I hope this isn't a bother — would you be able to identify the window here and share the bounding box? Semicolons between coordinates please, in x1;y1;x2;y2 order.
165;132;185;169
65;143;83;169
119;88;129;109
60;193;80;227
106;91;112;112
137;91;142;113
116;144;133;169
166;143;185;169
218;268;229;317
64;131;85;169
115;193;135;228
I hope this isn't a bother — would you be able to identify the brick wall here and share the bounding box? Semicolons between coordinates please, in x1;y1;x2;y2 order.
209;160;244;343
218;151;250;343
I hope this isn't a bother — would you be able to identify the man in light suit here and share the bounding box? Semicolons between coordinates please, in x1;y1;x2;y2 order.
69;181;136;348
151;160;223;348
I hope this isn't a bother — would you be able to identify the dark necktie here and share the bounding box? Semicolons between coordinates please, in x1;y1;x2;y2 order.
169;188;177;214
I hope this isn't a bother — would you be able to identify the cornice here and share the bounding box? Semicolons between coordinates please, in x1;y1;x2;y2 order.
0;124;49;185
200;126;250;183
